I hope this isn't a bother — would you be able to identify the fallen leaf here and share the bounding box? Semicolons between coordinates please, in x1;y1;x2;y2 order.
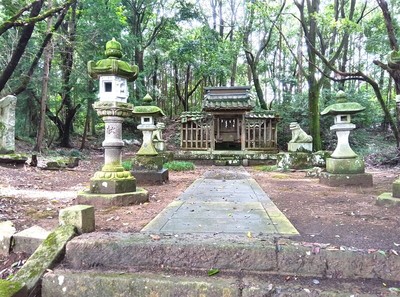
247;231;253;238
390;249;398;256
208;268;219;276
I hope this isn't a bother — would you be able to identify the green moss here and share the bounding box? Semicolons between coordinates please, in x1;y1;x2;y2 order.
0;279;26;296
163;161;195;171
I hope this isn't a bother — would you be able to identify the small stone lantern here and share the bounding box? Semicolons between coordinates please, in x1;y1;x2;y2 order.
77;38;148;206
131;94;168;184
319;90;372;187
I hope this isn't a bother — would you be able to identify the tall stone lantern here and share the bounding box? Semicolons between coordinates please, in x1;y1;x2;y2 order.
131;94;169;184
77;38;148;206
319;90;373;187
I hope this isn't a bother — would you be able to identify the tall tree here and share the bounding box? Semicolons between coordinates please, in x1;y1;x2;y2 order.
373;0;400;131
0;0;77;94
294;0;357;151
242;0;286;110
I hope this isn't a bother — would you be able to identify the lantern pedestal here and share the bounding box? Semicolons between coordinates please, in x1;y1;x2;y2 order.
131;155;169;184
77;102;148;206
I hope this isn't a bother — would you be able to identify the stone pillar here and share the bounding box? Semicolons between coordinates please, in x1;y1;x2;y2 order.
0;95;17;153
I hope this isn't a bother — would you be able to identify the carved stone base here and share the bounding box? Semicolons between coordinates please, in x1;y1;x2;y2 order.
77;188;148;207
319;172;373;187
89;170;136;194
131;168;169;185
288;143;313;152
326;157;365;174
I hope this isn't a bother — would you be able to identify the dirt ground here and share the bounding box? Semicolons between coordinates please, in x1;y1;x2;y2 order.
1;149;400;278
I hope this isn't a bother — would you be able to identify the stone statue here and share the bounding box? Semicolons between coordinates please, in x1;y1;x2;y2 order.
289;122;312;143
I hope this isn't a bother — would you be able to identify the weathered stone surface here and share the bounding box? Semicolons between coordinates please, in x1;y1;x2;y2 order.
0;221;15;255
42;270;239;297
319;172;373;187
76;187;148;207
0;279;27;297
277;152;312;170
12;225;76;293
89;176;136;194
59;205;95;234
12;225;50;254
131;168;169;184
131;154;163;171
65;233;277;272
326;157;365;174
376;192;400;207
288;142;313;152
392;179;400;198
0;95;17;154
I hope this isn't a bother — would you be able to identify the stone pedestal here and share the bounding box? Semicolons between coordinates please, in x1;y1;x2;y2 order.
77;102;148;206
131;155;169;184
320;157;372;187
288;142;312;153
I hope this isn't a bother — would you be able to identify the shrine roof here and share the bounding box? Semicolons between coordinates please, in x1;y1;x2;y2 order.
202;86;255;111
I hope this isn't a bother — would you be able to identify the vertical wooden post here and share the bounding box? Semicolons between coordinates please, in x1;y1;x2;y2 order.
241;114;246;150
211;117;215;151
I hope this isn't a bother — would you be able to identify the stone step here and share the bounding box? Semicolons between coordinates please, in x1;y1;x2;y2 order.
42;269;397;297
62;233;400;282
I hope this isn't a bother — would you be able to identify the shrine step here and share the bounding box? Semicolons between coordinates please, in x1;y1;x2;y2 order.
42;269;394;297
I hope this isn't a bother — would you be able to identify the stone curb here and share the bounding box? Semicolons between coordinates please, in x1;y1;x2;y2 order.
64;233;400;282
41;269;398;297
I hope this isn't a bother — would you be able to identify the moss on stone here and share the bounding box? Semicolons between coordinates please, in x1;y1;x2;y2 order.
12;225;76;291
0;279;26;297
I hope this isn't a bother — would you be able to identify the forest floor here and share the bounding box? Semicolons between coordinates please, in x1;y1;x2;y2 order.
1;138;400;279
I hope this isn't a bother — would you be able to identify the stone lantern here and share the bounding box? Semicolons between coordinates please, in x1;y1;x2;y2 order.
77;38;148;206
131;94;168;184
319;90;372;187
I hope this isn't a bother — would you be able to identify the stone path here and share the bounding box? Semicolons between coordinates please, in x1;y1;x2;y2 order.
142;167;298;236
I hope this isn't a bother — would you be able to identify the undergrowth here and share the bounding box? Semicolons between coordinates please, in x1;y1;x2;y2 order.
163;161;195;171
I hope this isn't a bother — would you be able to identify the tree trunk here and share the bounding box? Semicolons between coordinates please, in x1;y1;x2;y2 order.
34;4;53;153
0;0;43;93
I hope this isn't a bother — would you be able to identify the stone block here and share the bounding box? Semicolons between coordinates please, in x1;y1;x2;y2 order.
311;150;330;167
376;192;400;207
13;225;50;254
277;152;312;170
132;155;163;171
90;177;136;194
12;225;76;293
288;142;312;152
326;157;365;174
131;168;169;184
42;270;239;297
59;205;95;234
319;172;373;187
0;221;16;255
77;188;149;207
392;179;400;198
0;279;27;297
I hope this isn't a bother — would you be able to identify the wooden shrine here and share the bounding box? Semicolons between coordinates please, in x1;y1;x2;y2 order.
180;86;279;152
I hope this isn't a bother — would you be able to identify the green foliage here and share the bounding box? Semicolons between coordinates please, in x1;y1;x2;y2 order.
122;160;132;171
163;161;195;171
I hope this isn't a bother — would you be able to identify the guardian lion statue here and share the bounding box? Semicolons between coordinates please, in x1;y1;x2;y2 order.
289;122;313;143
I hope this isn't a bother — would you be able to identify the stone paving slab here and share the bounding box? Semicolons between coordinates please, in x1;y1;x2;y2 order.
142;167;298;236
